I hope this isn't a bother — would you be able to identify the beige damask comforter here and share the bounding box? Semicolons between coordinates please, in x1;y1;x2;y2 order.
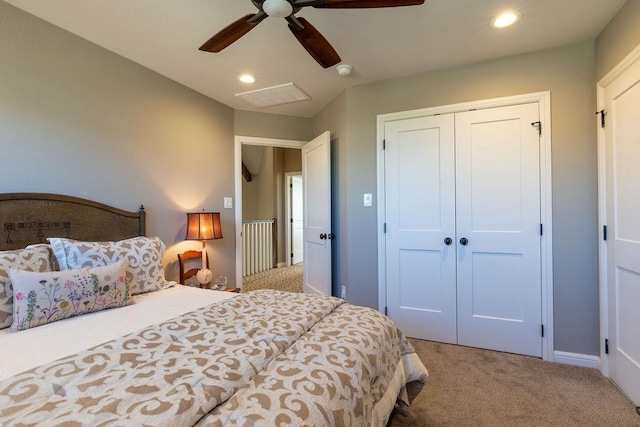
0;290;428;426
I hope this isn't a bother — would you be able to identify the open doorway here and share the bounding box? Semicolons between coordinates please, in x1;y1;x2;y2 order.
286;173;303;267
234;136;305;291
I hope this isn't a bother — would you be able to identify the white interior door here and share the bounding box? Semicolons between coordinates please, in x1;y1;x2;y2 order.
291;175;304;265
604;55;640;406
302;131;332;295
383;103;543;357
455;104;542;357
385;115;457;343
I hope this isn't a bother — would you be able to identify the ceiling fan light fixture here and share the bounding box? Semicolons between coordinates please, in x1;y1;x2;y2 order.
263;0;293;18
491;11;521;29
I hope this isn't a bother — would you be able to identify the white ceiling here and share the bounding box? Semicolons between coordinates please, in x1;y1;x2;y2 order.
5;0;627;118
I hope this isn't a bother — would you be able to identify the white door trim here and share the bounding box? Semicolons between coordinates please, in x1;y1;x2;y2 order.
597;42;640;377
376;91;554;361
234;136;306;287
285;171;303;267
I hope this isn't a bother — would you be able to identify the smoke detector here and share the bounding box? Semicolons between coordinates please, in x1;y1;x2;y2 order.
337;64;352;77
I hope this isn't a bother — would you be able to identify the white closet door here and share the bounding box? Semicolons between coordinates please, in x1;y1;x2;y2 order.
604;54;640;406
455;104;542;357
385;114;457;343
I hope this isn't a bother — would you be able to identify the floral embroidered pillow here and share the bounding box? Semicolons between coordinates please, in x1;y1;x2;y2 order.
9;259;129;332
0;245;54;330
48;236;167;295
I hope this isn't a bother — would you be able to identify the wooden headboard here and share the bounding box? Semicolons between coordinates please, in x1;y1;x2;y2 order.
0;193;145;251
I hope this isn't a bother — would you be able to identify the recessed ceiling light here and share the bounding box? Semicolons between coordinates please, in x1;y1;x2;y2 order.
491;11;521;29
238;74;257;84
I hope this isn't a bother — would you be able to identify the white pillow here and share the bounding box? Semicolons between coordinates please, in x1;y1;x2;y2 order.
48;236;167;295
9;259;129;331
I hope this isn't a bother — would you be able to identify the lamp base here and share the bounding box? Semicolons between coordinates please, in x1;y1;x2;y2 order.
196;268;213;286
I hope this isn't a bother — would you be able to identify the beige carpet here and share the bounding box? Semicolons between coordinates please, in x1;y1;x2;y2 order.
242;265;303;293
390;339;640;426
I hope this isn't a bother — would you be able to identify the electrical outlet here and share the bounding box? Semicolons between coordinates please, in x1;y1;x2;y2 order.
224;197;233;209
341;285;347;299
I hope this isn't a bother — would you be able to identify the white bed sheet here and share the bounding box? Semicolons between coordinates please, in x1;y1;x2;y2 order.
0;284;237;381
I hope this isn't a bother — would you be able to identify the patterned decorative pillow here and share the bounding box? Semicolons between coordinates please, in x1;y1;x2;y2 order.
9;259;129;332
0;245;54;330
48;236;167;295
27;244;60;272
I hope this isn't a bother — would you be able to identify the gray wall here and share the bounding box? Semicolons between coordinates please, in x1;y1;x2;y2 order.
595;0;640;81
242;147;275;221
284;148;302;172
314;42;600;356
234;110;312;141
0;2;237;285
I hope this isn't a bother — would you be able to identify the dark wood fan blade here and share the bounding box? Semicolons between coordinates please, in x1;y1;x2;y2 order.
199;14;265;52
288;17;341;68
313;0;424;8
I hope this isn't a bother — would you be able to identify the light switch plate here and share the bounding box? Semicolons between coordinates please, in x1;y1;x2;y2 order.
224;197;233;209
364;193;372;207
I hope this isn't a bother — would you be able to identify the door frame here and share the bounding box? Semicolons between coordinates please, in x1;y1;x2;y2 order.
597;43;640;377
234;135;306;286
285;171;303;267
376;91;554;361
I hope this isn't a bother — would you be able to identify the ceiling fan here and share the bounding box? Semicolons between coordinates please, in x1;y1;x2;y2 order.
199;0;425;68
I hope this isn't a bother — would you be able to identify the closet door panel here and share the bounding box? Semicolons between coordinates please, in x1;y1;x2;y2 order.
455;103;542;357
385;114;457;343
605;56;640;405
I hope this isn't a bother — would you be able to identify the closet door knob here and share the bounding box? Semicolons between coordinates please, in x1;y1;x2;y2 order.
460;238;469;246
444;237;453;246
320;233;327;240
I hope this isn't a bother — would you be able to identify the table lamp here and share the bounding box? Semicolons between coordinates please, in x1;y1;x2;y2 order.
185;212;223;286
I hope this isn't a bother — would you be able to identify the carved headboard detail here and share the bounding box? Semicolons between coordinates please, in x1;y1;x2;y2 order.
0;193;145;251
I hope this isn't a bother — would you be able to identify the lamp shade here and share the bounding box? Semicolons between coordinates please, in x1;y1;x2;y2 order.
185;212;223;241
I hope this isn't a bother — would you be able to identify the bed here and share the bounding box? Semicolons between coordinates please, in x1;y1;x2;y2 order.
0;193;428;426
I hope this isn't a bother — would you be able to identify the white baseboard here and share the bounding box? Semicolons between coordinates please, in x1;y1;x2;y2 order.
276;262;287;268
553;351;600;369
